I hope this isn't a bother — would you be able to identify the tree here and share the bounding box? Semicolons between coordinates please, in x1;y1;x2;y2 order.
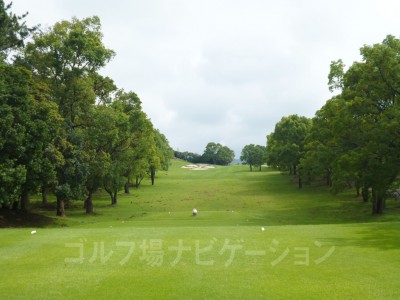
300;97;343;187
91;73;117;105
328;59;345;92
100;101;132;206
0;2;43;210
111;90;155;192
329;37;400;213
215;146;235;166
103;161;125;206
202;142;219;165
174;150;202;163
302;35;400;214
202;142;235;166
0;0;36;59
0;11;174;216
266;115;311;188
153;129;173;172
0;59;64;210
22;16;115;216
240;144;266;171
0;63;30;209
18;96;63;210
150;129;173;185
82;105;129;213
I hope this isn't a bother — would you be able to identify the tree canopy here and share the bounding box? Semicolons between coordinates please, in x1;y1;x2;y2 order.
0;0;36;57
266;115;311;177
317;35;400;214
175;143;235;166
0;6;173;216
240;144;266;171
270;35;400;214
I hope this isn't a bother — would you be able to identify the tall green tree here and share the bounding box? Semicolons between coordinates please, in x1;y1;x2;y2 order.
240;144;266;171
18;95;63;210
82;105;129;213
0;63;30;209
302;35;400;214
266;115;311;177
150;129;173;185
111;90;155;193
22;16;115;216
329;36;400;213
300;97;343;187
0;1;40;210
202;142;235;166
0;44;64;211
202;142;219;165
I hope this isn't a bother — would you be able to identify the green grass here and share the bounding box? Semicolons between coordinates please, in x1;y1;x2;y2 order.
1;160;400;299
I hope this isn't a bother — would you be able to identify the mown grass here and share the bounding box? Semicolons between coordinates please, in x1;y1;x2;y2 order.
0;159;399;299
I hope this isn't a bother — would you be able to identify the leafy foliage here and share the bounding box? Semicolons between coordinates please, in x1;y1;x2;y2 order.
0;8;173;216
175;143;235;166
300;35;400;214
201;142;235;166
0;0;36;58
266;115;311;176
240;144;266;171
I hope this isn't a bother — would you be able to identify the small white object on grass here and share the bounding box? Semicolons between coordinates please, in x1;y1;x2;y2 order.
261;227;265;231
192;208;198;216
31;230;37;234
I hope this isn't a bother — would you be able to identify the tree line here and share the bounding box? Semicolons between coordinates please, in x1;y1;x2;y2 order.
175;142;235;166
0;2;173;216
266;35;400;214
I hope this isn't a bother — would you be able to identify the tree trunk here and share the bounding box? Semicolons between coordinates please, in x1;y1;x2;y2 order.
326;170;332;187
356;186;360;197
375;197;384;214
124;176;130;194
85;190;93;214
372;191;384;214
135;175;143;188
107;191;113;205
250;164;253;172
12;201;19;210
151;168;155;186
56;197;65;217
111;192;117;205
259;165;262;172
362;187;369;203
293;165;297;176
20;189;30;211
42;187;48;205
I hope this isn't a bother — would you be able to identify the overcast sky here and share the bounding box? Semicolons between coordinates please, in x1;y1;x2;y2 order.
12;0;400;157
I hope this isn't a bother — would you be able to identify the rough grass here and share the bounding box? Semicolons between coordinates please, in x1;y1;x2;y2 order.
0;159;399;299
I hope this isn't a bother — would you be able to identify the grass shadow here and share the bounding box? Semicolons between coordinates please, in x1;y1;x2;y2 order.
319;221;400;250
0;209;56;228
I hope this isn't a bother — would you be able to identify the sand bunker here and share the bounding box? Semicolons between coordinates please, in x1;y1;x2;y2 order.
181;164;216;171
